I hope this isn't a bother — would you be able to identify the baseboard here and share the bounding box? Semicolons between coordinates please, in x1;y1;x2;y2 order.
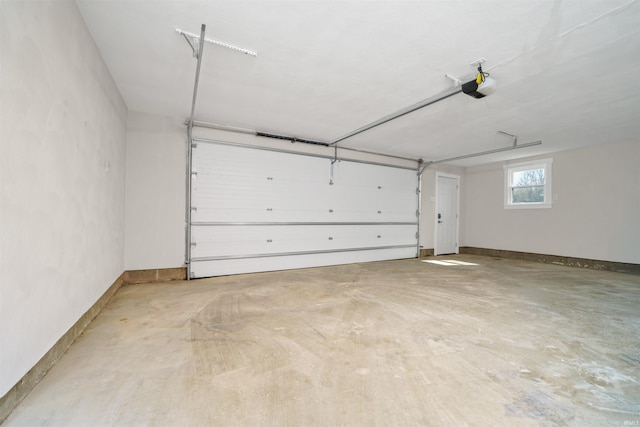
0;273;125;424
0;266;189;422
419;248;434;258
122;267;186;284
459;247;640;275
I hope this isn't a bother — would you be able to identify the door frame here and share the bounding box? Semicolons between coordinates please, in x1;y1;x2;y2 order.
434;172;460;256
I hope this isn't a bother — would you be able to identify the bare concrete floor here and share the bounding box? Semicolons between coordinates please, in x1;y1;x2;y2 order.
5;255;640;426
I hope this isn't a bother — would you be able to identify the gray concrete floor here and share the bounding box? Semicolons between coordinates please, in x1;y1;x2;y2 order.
5;255;640;426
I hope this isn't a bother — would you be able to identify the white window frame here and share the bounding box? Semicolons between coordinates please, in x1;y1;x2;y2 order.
504;158;553;209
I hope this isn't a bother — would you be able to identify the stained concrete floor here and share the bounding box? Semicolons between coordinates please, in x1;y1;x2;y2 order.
4;255;640;426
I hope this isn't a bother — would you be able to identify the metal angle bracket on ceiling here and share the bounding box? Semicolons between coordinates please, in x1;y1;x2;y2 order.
445;58;487;87
175;28;258;57
497;130;519;147
179;30;202;58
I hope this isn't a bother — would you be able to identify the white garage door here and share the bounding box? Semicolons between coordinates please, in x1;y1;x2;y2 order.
188;140;418;278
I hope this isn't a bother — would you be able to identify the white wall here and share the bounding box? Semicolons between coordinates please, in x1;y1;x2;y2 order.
125;111;186;270
464;140;640;264
0;0;127;397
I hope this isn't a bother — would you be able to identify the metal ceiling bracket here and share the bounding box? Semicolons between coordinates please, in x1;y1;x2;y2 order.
181;32;201;58
497;130;518;147
444;74;463;87
176;28;258;57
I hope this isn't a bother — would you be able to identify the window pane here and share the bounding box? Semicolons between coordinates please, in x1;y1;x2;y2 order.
504;159;552;209
512;185;544;203
512;168;544;187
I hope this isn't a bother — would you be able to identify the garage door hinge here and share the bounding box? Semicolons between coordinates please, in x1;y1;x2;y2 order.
191;142;198;148
191;206;197;212
416;210;419;217
191;171;198;177
415;232;419;239
190;241;197;247
416;187;420;195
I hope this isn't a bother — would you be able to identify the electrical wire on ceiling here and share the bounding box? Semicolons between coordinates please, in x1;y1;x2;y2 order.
485;0;638;73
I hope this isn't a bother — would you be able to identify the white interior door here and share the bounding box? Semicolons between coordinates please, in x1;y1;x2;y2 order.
435;174;459;255
188;140;419;278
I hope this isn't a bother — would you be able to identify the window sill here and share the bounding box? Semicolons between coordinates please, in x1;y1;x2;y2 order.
504;202;552;210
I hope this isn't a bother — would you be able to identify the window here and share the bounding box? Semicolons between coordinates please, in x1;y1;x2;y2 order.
504;158;552;209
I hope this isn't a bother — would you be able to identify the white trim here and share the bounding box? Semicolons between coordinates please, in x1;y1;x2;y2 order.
504;202;552;210
503;157;553;169
434;173;460;256
504;158;553;209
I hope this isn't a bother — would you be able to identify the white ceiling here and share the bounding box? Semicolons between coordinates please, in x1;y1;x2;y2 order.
76;0;640;166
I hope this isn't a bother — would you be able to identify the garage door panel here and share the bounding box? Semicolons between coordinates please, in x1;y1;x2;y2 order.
192;156;333;223
192;194;416;223
189;140;418;278
191;224;417;259
332;161;416;189
190;247;417;278
193;143;328;184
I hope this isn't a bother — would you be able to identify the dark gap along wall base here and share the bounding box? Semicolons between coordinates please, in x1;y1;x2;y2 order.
0;274;125;424
0;267;186;423
419;248;435;257
457;247;639;275
123;267;186;284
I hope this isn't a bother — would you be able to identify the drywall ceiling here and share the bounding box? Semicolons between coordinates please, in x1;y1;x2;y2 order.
76;0;640;166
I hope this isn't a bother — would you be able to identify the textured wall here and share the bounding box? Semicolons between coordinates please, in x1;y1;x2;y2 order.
464;140;640;264
125;111;186;270
0;0;127;396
